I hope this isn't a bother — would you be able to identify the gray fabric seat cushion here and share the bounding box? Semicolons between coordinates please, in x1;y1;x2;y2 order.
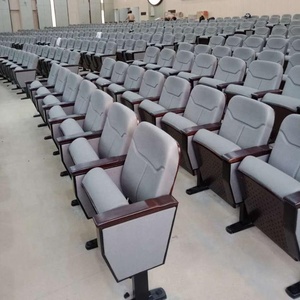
162;112;196;131
69;137;99;165
159;67;179;76
82;167;128;213
43;94;60;105
225;84;258;97
122;91;144;103
239;155;300;199
108;83;126;94
262;93;300;111
178;72;200;81
199;77;225;88
36;86;51;96
30;80;43;89
96;78;111;87
60;118;85;136
139;99;166;114
132;60;147;66
85;73;99;81
145;63;161;70
193;129;241;156
48;105;67;119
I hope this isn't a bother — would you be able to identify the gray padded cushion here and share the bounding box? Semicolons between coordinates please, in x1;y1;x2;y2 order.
85;73;99;81
96;77;111;87
98;103;137;158
282;65;300;98
48;105;67;119
268;114;300;181
107;83;126;94
121;122;179;202
262;94;300;111
233;47;256;67
212;46;231;59
257;50;284;65
82;167;128;213
54;67;70;93
36;86;51;96
199;56;245;86
194;45;211;55
83;90;113;132
43;94;60;105
162;112;196;131
61;73;83;102
243;60;283;90
238;156;300;199
135;46;159;65
60;118;84;136
193;128;241;156
224;85;258;97
73;80;97;115
265;38;288;53
243;36;264;52
139;100;167;115
69;137;99;164
99;57;115;78
155;76;190;109
219;96;274;148
30;80;43;89
122;65;145;90
122;91;144;103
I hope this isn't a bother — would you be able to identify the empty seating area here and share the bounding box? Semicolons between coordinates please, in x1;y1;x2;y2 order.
2;13;300;300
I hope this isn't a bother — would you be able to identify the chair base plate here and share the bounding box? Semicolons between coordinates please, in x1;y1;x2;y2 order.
85;238;98;250
53;151;59;156
71;199;79;207
44;135;52;140
186;185;208;195
130;288;167;300
286;281;300;299
60;171;69;177
226;221;254;234
33;114;40;118
37;123;47;127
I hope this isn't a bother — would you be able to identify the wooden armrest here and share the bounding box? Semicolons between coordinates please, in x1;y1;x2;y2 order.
93;195;178;229
284;191;300;209
57;129;101;145
35;92;62;101
42;100;70;111
70;154;126;177
63;64;79;67
128;96;160;106
182;122;221;136
217;81;244;90
222;145;272;163
96;82;110;89
167;107;185;114
48;111;81;124
150;109;169;118
14;68;36;73
251;89;283;100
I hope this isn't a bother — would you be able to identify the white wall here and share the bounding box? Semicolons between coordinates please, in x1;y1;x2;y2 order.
54;0;69;27
114;0;149;21
0;0;12;32
36;0;52;28
113;0;300;20
19;0;34;29
90;0;102;24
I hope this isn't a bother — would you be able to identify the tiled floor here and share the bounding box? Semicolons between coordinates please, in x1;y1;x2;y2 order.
0;80;298;300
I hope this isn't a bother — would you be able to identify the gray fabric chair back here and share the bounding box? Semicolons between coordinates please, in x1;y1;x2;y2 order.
60;39;68;48
98;103;137;158
48;63;60;86
157;48;175;67
66;38;75;49
270;25;287;37
104;41;117;55
285;53;300;76
88;40;98;52
123;65;145;90
116;39;125;50
184;33;196;43
257;50;285;65
224;36;243;51
80;40;90;52
265;38;288;54
53;47;64;61
243;36;264;53
204;26;218;36
151;34;163;44
219;95;274;148
110;61;129;84
214;56;246;82
67;51;80;64
191;53;217;76
123;39;135;50
174;33;184;43
289;39;300;56
254;27;270;37
282;66;300;98
83;90;113;132
54;67;70;93
21;52;30;67
268;114;300;181
212;46;231;60
194;27;205;36
244;60;283;90
133;40;147;51
177;42;194;52
47;47;56;59
161;34;175;45
172;50;194;72
142;33;152;43
27;54;38;69
133;33;142;40
73;79;97;115
95;41;106;54
232;47;255;68
194;44;211;55
60;49;70;63
139;70;165;98
99;57;115;78
62;72;83;102
159;76;191;109
121;122;179;203
183;85;225;125
209;36;225;49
